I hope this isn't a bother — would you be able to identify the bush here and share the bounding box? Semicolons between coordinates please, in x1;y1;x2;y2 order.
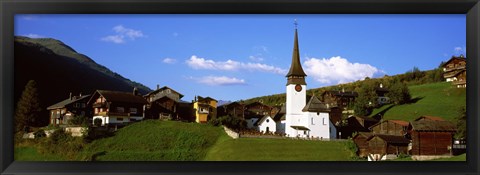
69;115;88;126
211;116;247;132
33;130;46;138
94;118;102;127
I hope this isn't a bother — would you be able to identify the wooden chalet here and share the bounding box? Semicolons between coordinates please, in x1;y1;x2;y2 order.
376;84;390;105
47;93;91;126
352;132;375;158
217;101;245;119
193;96;217;123
366;134;410;160
321;90;358;110
143;85;189;120
88;89;148;126
409;120;456;156
442;55;466;88
342;115;379;138
369;120;409;136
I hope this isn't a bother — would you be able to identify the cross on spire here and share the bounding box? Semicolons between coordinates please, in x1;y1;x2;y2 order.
294;19;298;29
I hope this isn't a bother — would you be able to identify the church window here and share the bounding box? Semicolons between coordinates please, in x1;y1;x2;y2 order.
266;119;270;123
323;118;326;125
311;118;315;125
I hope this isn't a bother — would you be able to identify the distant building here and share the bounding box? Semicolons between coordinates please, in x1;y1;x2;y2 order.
217;101;245;119
376;84;390;105
366;134;410;161
47;93;90;126
369;120;409;136
88;89;148;126
442;55;466;88
193;96;217;123
321;89;358;110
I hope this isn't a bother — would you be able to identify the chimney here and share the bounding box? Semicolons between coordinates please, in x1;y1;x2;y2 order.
133;87;139;96
157;84;160;90
69;92;72;100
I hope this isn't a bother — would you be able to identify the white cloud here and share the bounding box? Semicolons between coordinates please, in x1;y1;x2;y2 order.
186;55;286;75
101;35;125;44
454;46;466;55
23;33;46;38
249;55;264;62
101;25;145;44
162;58;177;64
304;56;380;84
189;76;246;86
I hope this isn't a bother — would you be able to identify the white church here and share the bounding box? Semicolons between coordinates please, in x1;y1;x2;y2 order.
281;23;337;139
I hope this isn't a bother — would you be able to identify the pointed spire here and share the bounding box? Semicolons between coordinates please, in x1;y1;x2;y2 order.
286;21;307;78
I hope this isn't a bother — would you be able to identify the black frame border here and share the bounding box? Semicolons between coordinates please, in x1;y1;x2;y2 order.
1;0;479;175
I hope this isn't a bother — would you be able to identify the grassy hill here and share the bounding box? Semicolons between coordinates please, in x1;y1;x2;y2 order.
16;120;355;161
370;82;466;122
78;120;223;161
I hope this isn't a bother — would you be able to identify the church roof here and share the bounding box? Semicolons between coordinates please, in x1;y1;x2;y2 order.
302;95;331;112
286;29;307;78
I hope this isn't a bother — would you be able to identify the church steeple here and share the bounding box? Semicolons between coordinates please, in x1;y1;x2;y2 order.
286;20;307;85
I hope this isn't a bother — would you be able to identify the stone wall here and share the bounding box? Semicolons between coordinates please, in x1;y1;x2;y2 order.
411;155;453;161
223;126;239;139
64;127;87;137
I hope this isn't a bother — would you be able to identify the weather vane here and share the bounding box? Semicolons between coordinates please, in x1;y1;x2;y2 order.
294;19;298;29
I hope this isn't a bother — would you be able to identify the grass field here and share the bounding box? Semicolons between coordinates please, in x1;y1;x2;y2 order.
15;146;66;161
77;120;223;161
204;136;354;161
370;82;466;122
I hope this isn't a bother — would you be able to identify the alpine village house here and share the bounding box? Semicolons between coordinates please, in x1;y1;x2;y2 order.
42;22;462;161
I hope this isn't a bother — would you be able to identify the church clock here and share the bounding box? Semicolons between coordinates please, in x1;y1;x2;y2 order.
295;84;302;92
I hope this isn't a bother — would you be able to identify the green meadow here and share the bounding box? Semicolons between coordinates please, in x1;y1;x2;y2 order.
370;82;466;122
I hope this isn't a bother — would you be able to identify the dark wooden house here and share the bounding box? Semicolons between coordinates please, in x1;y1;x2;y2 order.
143;85;188;120
352;132;375;158
442;55;467;88
88;89;148;126
217;101;245;119
409;120;457;156
366;134;410;157
369;120;409;136
47;93;91;126
321;90;358;110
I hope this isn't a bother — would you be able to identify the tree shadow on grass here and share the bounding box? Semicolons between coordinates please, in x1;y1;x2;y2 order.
372;105;395;121
406;96;424;104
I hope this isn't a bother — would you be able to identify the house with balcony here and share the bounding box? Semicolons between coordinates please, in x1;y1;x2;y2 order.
47;93;91;126
442;55;467;88
193;96;217;123
143;85;191;121
87;89;148;126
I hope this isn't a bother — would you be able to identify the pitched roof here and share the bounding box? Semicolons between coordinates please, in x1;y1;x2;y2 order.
302;95;330;112
414;116;446;121
217;101;243;108
144;86;184;98
442;55;466;67
94;90;148;104
410;120;456;132
368;134;410;144
368;120;409;130
47;95;91;110
286;29;307;78
197;96;217;102
353;132;375;139
254;115;274;126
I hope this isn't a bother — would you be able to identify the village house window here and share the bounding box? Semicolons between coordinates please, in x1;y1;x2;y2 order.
95;108;98;114
116;107;124;113
130;108;137;114
166;89;171;94
266;119;270;123
61;109;66;114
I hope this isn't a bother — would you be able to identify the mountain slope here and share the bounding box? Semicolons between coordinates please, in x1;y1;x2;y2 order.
14;36;152;126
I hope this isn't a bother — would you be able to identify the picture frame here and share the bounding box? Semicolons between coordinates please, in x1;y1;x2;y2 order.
1;0;479;174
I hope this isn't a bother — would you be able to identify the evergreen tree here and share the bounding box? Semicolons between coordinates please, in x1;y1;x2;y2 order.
386;79;411;105
15;80;42;132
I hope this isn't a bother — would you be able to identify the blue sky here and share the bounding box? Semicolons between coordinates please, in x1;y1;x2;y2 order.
15;14;466;102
